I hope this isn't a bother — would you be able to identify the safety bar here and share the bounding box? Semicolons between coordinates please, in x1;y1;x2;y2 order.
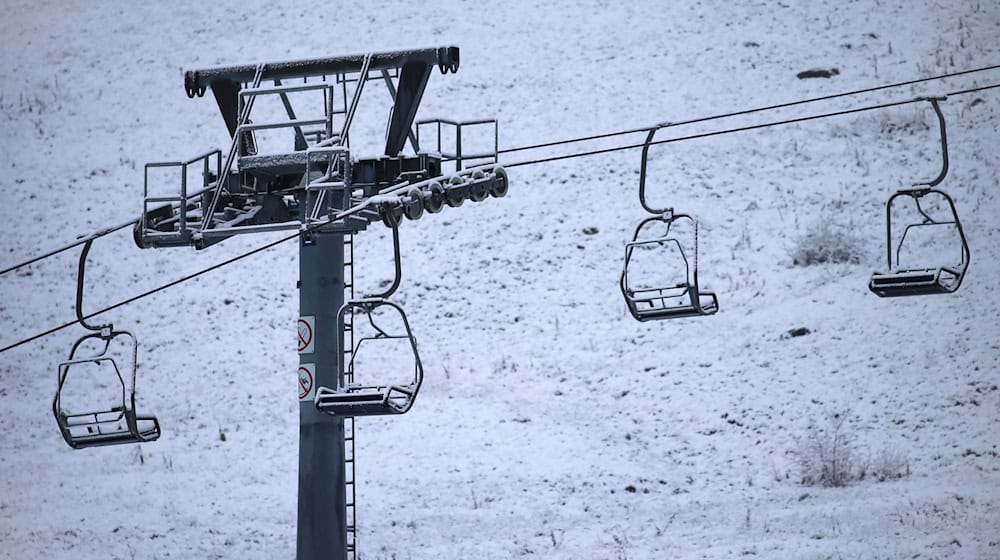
885;188;969;272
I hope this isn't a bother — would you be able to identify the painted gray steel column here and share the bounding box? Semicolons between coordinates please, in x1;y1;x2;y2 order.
298;190;347;560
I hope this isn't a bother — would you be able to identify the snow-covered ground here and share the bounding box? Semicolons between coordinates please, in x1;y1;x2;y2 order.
2;1;999;558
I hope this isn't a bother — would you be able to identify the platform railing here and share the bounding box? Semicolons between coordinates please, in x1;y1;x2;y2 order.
416;118;498;171
142;149;222;240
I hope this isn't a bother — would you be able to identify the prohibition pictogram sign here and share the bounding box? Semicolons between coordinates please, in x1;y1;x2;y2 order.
297;316;315;354
298;365;314;400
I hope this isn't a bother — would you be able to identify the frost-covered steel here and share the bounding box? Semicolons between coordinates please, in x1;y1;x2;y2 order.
184;46;460;96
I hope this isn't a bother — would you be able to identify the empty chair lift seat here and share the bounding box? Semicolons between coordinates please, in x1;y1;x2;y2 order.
621;212;720;322
869;266;964;297
314;298;423;417
626;279;719;321
53;330;161;449
56;406;161;449
315;383;418;416
869;188;969;298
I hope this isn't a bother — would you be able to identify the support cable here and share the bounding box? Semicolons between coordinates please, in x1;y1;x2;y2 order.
498;62;1000;155
505;83;1000;169
2;83;997;354
4;65;998;276
0;219;136;276
0;181;414;354
2;231;297;353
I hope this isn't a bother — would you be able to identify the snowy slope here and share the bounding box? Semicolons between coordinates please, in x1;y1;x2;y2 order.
2;1;999;559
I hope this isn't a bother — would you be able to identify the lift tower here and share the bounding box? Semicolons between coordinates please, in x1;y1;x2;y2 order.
133;46;508;560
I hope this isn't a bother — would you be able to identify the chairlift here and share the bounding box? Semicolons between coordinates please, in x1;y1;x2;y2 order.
314;298;424;416
621;211;719;321
314;216;423;416
869;188;970;297
54;330;162;448
869;97;971;297
53;240;161;449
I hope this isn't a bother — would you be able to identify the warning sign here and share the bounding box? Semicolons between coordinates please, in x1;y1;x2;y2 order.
297;316;315;354
298;363;315;401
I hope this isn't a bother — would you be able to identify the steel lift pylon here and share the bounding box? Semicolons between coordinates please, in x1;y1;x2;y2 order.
125;46;508;560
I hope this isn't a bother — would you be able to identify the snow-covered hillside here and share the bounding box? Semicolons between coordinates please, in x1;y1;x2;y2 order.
2;1;999;559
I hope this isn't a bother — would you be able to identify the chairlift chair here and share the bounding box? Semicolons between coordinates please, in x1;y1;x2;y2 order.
869;96;971;297
314;298;424;416
621;211;719;321
53;239;161;449
869;188;970;297
53;330;162;449
314;215;423;416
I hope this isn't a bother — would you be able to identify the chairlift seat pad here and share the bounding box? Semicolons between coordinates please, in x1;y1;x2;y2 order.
315;384;416;416
57;411;160;449
627;288;719;321
869;267;961;297
320;387;390;403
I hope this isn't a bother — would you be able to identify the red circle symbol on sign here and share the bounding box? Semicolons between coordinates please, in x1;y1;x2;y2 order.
298;366;314;399
297;319;313;352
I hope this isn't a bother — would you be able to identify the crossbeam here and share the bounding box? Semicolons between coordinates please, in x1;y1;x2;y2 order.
184;46;459;97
